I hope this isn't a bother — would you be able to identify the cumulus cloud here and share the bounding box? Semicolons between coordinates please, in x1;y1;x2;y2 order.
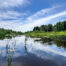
0;21;24;30
0;11;27;20
0;0;29;31
0;0;29;8
0;0;29;20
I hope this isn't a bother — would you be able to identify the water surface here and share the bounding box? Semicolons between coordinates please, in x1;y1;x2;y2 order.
0;35;66;66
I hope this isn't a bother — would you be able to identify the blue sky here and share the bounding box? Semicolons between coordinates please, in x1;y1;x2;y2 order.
0;0;66;32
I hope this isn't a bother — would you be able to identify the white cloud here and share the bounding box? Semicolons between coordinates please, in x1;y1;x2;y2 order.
0;5;66;32
26;5;61;21
0;21;23;30
20;11;66;32
0;11;66;32
0;0;29;8
0;11;27;20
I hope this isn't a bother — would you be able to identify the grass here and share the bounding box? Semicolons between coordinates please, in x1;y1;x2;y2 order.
25;31;66;42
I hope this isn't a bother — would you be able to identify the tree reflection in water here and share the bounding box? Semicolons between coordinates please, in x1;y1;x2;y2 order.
54;40;66;49
6;39;16;66
24;36;28;56
41;40;66;49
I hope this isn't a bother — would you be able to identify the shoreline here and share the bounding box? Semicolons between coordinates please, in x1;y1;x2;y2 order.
25;31;66;43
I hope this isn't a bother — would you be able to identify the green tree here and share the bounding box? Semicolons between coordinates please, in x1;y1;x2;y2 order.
54;22;64;31
40;25;48;32
33;26;40;31
47;24;53;32
63;21;66;30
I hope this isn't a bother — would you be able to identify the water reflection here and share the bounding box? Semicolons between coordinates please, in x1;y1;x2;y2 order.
0;36;12;40
36;39;66;49
6;39;16;66
24;37;28;56
0;36;66;66
54;41;66;48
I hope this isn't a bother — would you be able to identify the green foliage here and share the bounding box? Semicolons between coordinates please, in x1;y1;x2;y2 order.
25;31;66;42
40;25;48;32
63;21;66;30
54;22;64;31
47;24;53;32
25;21;66;42
33;26;40;31
0;28;23;39
33;21;66;32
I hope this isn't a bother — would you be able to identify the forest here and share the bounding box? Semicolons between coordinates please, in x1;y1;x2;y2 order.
0;28;23;39
33;21;66;32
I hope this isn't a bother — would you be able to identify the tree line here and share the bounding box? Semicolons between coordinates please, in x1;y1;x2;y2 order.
33;21;66;32
0;28;23;38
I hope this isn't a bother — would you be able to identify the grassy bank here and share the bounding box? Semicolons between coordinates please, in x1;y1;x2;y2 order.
25;31;66;42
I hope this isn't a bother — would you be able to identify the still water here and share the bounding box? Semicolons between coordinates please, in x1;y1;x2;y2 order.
0;35;66;66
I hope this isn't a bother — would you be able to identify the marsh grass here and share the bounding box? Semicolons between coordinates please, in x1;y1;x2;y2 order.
25;31;66;42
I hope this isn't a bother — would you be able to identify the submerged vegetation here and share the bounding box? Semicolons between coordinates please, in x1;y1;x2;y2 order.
25;21;66;43
0;28;23;39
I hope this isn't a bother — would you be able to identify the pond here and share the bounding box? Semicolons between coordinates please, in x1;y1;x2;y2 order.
0;35;66;66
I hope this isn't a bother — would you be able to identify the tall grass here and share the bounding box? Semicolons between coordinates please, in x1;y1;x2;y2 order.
25;31;66;41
